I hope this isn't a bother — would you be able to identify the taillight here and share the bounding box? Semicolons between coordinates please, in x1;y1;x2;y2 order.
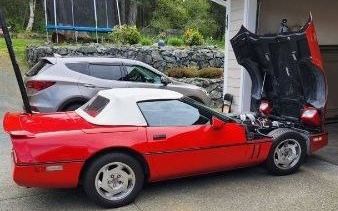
259;100;272;116
26;81;55;93
301;107;321;127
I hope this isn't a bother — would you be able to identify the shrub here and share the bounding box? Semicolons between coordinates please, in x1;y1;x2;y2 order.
109;25;141;45
140;36;153;46
167;67;199;78
167;37;184;46
198;68;223;78
167;67;223;78
183;28;204;46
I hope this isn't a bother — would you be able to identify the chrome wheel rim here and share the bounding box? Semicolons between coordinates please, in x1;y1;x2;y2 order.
274;139;301;170
95;162;135;201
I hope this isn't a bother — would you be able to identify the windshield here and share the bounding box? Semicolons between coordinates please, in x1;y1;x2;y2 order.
182;96;240;123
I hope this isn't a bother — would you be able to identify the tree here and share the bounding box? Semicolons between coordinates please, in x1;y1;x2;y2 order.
26;0;36;32
150;0;217;37
150;0;188;32
128;0;138;25
184;0;217;37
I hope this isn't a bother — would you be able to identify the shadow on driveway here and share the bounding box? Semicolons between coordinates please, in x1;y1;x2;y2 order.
315;123;338;165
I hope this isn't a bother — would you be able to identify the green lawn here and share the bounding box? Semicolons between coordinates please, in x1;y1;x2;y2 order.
0;38;43;68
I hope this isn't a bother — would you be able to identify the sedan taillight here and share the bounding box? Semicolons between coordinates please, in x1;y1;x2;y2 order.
259;100;272;116
301;107;321;127
26;81;55;93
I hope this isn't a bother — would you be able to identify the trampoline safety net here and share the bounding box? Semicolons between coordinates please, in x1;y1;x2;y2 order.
45;0;120;32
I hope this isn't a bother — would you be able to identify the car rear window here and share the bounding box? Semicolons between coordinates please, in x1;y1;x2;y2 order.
25;59;52;77
83;95;110;117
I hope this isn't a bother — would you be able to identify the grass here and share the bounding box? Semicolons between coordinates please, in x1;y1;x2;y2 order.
0;38;44;68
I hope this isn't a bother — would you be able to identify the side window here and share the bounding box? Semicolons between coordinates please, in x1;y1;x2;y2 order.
89;64;122;80
66;63;89;75
124;65;161;84
138;100;210;126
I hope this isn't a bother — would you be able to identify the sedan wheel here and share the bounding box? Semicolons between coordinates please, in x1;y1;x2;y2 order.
273;139;301;170
95;162;136;201
266;129;306;175
83;153;144;208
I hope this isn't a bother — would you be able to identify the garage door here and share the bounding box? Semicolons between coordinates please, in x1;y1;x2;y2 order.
322;46;338;119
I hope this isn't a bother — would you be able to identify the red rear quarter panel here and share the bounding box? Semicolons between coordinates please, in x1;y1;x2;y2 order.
12;126;148;164
4;112;149;188
10;126;148;188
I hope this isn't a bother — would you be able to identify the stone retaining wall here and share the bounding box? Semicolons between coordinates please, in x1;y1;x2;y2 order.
175;77;224;108
26;44;224;72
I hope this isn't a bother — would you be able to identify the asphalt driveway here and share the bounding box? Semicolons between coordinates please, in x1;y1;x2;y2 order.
1;64;338;210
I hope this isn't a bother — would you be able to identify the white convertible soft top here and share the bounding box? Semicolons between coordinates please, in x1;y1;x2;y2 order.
76;88;183;126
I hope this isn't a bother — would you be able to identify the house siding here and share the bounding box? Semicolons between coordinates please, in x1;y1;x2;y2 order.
225;0;246;112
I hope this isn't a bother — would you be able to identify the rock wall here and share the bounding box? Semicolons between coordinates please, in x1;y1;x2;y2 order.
175;77;224;108
26;44;224;72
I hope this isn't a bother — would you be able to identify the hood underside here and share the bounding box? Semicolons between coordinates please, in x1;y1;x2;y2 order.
231;15;327;120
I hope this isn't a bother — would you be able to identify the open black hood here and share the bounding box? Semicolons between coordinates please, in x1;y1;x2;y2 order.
231;15;327;121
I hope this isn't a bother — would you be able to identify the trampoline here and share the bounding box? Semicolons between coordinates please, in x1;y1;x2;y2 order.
44;0;121;42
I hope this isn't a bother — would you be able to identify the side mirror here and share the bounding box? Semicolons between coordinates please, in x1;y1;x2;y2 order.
211;116;225;130
160;76;170;86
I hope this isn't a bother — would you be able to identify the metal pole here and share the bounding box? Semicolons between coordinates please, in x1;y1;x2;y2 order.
53;0;58;43
71;0;75;28
223;0;231;96
93;0;98;43
0;9;32;114
44;0;49;42
105;0;109;28
116;0;121;26
71;0;75;41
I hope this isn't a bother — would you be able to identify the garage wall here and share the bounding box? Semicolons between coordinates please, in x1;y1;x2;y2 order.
257;0;338;45
226;0;257;113
226;0;246;112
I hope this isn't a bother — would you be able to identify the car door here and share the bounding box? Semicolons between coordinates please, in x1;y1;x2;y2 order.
78;63;126;99
138;99;252;181
121;64;164;89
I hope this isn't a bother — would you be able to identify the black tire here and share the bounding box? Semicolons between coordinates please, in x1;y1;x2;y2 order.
62;103;84;111
266;129;307;176
83;153;145;208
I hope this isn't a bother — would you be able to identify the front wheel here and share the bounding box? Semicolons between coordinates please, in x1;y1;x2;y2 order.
266;129;307;176
83;153;145;208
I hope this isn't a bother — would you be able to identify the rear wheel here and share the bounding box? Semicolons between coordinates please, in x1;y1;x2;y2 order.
83;153;144;208
266;129;307;175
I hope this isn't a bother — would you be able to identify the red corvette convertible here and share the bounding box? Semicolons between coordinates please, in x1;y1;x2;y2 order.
3;17;327;208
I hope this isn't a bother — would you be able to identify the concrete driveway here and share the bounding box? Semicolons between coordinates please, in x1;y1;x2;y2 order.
1;64;338;210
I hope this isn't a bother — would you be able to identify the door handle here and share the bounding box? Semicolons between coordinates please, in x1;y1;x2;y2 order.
84;84;95;88
153;134;166;140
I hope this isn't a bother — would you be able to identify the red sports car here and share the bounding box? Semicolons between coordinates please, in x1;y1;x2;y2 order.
3;17;327;208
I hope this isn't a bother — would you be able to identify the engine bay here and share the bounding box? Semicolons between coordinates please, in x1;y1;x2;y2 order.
230;112;323;140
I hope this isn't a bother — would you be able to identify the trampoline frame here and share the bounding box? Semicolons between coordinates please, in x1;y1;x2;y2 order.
44;0;121;43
